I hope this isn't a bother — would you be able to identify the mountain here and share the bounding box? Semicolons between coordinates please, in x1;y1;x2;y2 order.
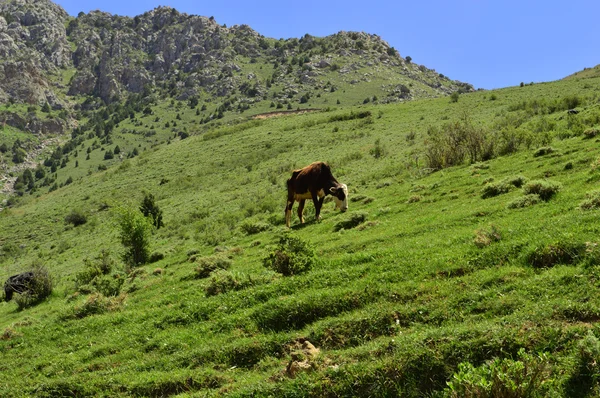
0;0;472;132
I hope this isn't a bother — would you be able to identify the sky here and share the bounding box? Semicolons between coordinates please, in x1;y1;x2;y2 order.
53;0;600;90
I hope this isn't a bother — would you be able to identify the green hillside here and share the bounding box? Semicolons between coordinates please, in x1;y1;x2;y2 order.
2;75;600;396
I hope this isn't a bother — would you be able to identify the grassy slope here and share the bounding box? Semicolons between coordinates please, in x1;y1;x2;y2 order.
1;76;600;396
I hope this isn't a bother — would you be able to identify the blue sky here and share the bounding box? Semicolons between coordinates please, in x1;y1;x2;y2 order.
54;0;600;90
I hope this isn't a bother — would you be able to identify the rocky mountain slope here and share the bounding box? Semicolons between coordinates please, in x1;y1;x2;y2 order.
0;0;472;117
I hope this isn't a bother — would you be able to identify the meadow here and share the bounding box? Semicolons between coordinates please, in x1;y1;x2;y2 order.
1;75;600;396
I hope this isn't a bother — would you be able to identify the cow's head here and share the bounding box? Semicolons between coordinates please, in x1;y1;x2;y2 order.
330;184;348;212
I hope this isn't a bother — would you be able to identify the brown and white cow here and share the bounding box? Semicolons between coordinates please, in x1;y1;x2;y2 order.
286;162;348;227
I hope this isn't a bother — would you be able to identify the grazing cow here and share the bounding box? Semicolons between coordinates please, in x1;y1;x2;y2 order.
3;271;34;302
286;162;348;227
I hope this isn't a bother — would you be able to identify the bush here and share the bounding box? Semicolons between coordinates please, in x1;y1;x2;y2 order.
14;264;54;310
117;207;153;267
565;331;600;395
70;293;126;319
64;209;87;227
522;180;561;201
580;191;600;210
139;193;164;229
444;349;551;398
533;146;554;157
204;270;254;296
583;127;600;139
507;194;541;209
526;240;586;268
263;234;315;276
240;220;271;235
333;212;367;231
193;255;232;279
481;182;512;199
473;225;501;248
75;250;124;296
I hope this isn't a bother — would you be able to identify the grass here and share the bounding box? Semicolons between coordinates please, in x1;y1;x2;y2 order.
2;76;600;396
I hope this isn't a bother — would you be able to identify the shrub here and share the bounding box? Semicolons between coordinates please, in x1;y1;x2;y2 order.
240;220;271;235
444;349;551;398
507;194;541;209
533;146;554;157
450;92;460;103
526;240;586;268
64;209;87;227
117;207;153;267
13;264;54;310
333;212;367;231
473;225;501;248
522;180;561;201
583;127;600;139
503;175;528;188
204;270;254;296
70;293;126;319
481;182;512;199
263;234;315;276
139;193;164;229
193;255;232;279
565;331;600;395
75;250;124;296
580;191;600;210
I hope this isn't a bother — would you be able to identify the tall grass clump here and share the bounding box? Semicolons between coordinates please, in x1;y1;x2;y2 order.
75;250;124;296
425;115;492;170
13;264;53;310
566;331;600;396
526;240;586;268
522;180;561;201
579;191;600;210
263;233;315;276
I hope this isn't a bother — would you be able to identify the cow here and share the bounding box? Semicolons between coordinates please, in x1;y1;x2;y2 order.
3;271;34;302
286;162;348;228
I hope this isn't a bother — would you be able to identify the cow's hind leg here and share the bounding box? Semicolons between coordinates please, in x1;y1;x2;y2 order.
297;199;306;224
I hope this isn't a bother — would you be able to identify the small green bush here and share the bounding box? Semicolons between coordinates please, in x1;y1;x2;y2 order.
526;240;585;268
583;127;600;139
140;193;164;229
204;270;254;296
481;182;512;199
522;180;561;201
503;175;528;188
263;234;315;276
75;250;124;296
194;255;232;279
473;225;501;248
565;331;600;395
507;194;541;209
69;293;126;319
117;207;153;267
580;191;600;210
444;349;551;398
13;264;54;310
240;220;271;235
64;209;87;227
533;146;555;157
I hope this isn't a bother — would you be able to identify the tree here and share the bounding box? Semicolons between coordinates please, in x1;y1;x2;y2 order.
139;193;164;229
117;207;152;267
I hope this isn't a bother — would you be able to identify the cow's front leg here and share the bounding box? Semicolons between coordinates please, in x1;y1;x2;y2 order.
312;192;323;222
285;200;294;228
297;199;306;224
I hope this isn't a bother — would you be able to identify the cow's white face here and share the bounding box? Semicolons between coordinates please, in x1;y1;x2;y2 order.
331;184;348;212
